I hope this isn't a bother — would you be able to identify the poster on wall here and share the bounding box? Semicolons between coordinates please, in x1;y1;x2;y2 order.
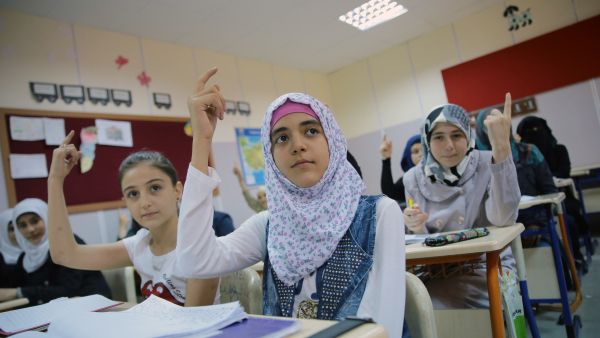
235;128;265;186
95;119;133;147
9;116;44;141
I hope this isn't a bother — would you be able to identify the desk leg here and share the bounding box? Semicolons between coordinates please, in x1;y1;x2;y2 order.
486;251;505;338
511;237;540;338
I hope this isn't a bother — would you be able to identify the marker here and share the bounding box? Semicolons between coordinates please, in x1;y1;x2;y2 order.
408;197;414;208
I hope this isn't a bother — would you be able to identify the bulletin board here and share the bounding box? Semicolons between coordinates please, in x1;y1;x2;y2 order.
0;108;192;213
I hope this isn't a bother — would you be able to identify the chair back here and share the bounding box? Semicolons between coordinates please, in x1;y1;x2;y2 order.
220;267;262;314
406;271;438;338
101;266;137;304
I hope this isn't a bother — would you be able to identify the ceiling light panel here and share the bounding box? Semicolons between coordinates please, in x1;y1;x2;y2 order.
339;0;407;31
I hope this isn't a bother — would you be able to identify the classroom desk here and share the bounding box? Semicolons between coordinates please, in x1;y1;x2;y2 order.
108;303;387;338
519;193;582;310
0;298;29;312
405;224;524;338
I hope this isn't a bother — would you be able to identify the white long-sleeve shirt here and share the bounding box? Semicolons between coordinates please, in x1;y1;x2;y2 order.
176;165;406;337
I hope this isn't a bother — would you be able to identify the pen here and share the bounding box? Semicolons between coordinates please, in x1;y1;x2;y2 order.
408;197;414;208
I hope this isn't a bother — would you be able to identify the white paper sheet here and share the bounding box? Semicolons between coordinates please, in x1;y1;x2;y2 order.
9;154;48;179
0;295;120;334
43;118;66;145
9;116;44;141
43;296;246;338
405;234;430;245
95;119;133;147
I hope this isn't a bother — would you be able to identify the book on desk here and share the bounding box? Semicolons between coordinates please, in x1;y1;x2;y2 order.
1;294;301;338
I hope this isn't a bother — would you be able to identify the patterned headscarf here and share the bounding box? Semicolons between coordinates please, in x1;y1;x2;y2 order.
262;93;365;286
0;208;22;264
12;198;49;273
421;104;475;186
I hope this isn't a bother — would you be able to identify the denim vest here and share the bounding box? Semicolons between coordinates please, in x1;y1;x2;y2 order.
262;195;381;320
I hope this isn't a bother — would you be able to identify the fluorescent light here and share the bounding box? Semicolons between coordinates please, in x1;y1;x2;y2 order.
339;0;407;31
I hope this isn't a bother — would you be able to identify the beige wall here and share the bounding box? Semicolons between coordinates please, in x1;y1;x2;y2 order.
1;1;599;217
0;8;332;144
329;0;600;138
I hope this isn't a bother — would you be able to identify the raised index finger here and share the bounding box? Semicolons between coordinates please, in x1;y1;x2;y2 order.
503;92;512;119
62;130;75;146
195;67;218;93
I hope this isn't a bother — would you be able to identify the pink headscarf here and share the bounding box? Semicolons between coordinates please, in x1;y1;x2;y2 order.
262;93;365;286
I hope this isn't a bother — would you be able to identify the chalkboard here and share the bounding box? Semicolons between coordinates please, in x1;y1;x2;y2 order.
0;108;191;213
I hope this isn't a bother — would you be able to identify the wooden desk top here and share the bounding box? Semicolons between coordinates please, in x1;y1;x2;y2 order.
406;224;524;261
518;192;565;209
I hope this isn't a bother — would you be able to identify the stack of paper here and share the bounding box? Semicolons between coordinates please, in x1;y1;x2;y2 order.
13;295;248;338
0;294;121;336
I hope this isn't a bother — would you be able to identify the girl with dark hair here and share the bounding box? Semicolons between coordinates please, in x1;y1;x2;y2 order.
46;135;219;306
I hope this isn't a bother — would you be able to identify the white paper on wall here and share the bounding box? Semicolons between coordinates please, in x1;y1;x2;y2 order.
9;116;44;141
43;118;66;146
9;154;48;179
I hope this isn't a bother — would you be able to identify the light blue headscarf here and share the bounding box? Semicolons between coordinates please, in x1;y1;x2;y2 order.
421;104;475;186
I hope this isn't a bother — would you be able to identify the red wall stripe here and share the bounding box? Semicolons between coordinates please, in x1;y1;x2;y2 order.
442;15;600;111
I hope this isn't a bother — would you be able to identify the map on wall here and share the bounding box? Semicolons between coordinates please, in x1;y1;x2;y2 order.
235;128;265;186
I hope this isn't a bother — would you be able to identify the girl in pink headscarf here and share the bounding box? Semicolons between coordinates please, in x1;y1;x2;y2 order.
175;68;405;337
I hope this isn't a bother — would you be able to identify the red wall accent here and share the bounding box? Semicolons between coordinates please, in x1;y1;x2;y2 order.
442;15;600;111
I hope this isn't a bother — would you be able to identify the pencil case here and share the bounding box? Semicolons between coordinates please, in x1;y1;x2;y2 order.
424;227;489;247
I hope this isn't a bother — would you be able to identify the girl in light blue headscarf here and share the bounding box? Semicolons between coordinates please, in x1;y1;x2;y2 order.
402;96;520;309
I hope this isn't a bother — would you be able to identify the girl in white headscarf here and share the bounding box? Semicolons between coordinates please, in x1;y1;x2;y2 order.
0;209;21;265
0;208;22;288
175;68;405;337
0;198;111;305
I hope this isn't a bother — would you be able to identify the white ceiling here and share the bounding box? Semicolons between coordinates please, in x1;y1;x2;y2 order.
0;0;505;73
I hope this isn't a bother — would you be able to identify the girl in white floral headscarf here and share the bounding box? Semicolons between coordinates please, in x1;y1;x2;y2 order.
175;68;405;337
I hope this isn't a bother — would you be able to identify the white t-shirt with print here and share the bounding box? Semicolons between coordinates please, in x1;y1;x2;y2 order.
122;228;219;305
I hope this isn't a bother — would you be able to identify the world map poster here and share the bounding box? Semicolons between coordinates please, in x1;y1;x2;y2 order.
235;128;265;186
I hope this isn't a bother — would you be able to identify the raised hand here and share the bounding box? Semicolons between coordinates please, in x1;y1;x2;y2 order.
483;93;512;163
403;203;428;234
379;135;392;160
187;67;226;141
233;164;242;179
49;130;81;181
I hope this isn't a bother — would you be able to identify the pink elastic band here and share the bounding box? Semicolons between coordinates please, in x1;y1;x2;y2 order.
270;99;319;129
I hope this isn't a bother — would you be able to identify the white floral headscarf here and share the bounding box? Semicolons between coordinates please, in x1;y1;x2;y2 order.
262;93;365;286
0;208;22;264
12;198;49;273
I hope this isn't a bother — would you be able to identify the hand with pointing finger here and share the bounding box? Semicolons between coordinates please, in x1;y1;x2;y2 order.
187;67;226;141
48;130;81;182
379;135;392;160
483;93;513;163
